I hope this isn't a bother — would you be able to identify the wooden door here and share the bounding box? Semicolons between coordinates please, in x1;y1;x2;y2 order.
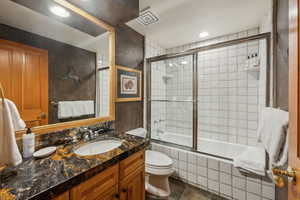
0;39;48;128
289;0;300;199
120;165;145;200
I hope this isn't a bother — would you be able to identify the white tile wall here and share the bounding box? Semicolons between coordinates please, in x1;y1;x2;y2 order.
163;28;266;147
152;143;275;200
144;38;167;133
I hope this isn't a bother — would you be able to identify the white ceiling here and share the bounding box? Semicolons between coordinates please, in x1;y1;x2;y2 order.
127;0;271;48
0;0;109;53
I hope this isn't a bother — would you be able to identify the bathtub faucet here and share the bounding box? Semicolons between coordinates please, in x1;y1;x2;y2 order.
154;119;165;138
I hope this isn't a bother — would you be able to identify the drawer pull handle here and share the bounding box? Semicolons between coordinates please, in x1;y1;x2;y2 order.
114;194;120;199
122;189;127;193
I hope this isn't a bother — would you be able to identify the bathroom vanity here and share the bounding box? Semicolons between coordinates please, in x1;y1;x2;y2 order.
0;133;149;200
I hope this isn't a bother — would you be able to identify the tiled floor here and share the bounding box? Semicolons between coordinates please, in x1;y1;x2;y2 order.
147;178;227;200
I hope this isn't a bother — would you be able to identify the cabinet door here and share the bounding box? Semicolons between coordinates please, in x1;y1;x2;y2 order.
120;165;145;200
70;164;119;200
53;191;69;200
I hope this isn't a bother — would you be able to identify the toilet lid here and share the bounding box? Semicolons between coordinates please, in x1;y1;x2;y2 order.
146;150;173;167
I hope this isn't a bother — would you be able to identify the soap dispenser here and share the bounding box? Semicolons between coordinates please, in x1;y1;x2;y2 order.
22;128;35;158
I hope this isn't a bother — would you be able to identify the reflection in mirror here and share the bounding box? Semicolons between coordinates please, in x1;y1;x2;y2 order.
0;0;111;130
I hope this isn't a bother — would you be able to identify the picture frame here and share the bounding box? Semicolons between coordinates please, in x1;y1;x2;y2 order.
116;65;142;102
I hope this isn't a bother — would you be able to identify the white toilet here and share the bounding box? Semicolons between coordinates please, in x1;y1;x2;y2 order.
145;150;174;199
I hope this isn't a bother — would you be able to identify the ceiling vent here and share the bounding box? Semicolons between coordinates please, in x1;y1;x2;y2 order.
136;10;159;26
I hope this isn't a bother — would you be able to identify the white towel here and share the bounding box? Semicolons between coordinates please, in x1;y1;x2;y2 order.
126;128;147;138
0;99;22;166
257;107;289;168
6;99;26;131
58;101;94;119
58;101;74;119
233;146;266;176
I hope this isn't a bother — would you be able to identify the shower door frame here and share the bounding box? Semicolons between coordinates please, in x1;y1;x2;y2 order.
146;32;272;154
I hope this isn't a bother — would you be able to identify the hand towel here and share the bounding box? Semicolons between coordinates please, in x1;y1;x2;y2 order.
233;146;266;176
257;107;289;168
58;101;74;119
6;99;26;131
58;101;94;119
0;99;22;166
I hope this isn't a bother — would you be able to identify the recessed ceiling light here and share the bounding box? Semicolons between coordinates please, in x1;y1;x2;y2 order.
199;31;209;38
181;61;188;65
50;6;70;18
168;63;173;67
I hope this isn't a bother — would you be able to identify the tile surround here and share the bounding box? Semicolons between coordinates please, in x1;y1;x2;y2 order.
151;143;275;200
148;27;269;147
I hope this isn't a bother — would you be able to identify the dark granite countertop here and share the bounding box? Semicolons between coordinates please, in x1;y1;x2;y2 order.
0;133;149;200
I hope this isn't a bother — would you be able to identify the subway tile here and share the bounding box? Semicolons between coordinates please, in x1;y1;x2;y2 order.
247;192;261;200
178;160;187;171
208;159;219;170
197;166;208;177
220;183;232;197
208;179;220;192
220;172;232;185
178;151;188;161
262;185;275;200
188;163;197;174
233;188;246;200
233;176;246;189
197;155;208;167
246;180;262;195
197;176;208;188
188;153;197;164
208;169;219;181
188;172;197;184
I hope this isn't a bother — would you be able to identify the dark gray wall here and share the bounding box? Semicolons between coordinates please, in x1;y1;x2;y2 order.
0;24;96;124
274;0;289;110
274;0;289;199
115;24;144;133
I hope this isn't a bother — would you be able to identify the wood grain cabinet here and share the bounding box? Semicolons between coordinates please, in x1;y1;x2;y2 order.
119;150;145;200
52;150;145;200
119;165;145;200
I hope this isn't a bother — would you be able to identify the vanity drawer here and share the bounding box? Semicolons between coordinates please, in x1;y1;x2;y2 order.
70;164;119;200
120;150;145;180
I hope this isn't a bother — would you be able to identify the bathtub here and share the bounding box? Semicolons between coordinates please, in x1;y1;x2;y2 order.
150;134;274;200
156;132;250;160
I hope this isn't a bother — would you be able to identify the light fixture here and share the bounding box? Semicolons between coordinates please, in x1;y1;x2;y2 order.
168;63;173;67
181;61;188;65
50;6;70;18
199;31;209;38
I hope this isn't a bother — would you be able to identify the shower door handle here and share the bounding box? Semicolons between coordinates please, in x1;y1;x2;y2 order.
272;166;297;188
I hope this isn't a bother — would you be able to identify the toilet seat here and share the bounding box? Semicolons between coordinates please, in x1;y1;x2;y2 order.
145;150;174;175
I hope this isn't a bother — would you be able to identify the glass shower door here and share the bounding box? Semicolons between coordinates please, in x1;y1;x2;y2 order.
150;55;193;147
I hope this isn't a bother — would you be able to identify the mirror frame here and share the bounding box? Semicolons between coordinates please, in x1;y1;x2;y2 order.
15;0;116;138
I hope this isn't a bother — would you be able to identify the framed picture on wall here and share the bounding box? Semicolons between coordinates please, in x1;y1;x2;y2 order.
116;65;142;102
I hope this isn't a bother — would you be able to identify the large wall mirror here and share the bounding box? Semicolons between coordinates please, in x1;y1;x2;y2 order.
0;0;115;137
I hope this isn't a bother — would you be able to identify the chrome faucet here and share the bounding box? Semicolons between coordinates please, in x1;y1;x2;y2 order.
82;127;98;141
154;119;165;138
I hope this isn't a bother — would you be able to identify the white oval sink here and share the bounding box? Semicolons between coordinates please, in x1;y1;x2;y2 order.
74;140;122;156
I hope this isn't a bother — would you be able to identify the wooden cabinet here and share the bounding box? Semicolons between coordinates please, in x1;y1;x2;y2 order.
54;150;145;200
119;150;145;200
70;164;119;200
119;165;145;200
53;191;69;200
